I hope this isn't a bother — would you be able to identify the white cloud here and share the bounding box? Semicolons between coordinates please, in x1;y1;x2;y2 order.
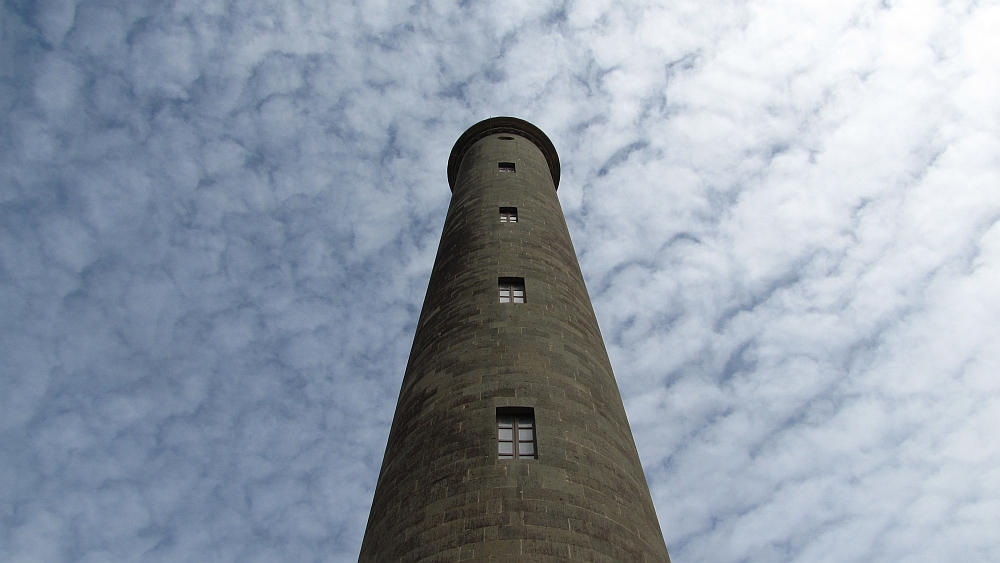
1;0;998;561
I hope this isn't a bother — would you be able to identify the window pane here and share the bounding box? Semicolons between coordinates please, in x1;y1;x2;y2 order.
498;408;535;460
499;278;525;304
500;207;518;223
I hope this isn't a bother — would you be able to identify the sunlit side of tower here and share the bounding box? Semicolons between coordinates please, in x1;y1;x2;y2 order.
359;117;670;562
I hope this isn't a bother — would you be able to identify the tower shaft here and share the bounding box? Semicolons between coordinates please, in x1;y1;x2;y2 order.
359;118;670;562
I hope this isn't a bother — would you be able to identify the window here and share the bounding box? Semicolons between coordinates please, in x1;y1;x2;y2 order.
500;207;518;223
498;278;525;303
498;136;514;141
498;162;516;173
498;409;535;459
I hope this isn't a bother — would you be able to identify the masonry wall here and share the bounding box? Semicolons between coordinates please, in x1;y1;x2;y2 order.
358;119;671;563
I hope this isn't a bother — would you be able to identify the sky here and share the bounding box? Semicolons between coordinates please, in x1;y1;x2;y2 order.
2;0;999;561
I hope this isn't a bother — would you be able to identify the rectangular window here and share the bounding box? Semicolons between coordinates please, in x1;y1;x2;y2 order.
498;409;535;459
500;207;518;223
498;277;525;303
498;162;516;173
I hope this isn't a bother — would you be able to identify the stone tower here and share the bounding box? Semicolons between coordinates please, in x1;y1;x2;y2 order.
358;117;670;562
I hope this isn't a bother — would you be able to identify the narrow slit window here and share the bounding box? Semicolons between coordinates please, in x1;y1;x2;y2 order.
498;409;535;460
498;278;525;303
500;207;518;223
498;162;516;173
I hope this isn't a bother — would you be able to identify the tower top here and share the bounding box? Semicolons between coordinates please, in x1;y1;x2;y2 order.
448;116;561;191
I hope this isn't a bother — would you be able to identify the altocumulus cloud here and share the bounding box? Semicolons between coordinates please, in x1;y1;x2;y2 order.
1;0;998;562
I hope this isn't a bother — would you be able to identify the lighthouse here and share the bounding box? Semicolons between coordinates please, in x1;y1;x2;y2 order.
359;117;670;562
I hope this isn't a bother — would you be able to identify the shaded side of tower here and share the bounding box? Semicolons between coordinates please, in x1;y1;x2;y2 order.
358;117;670;563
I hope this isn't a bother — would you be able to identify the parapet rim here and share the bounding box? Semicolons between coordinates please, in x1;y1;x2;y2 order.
448;117;560;191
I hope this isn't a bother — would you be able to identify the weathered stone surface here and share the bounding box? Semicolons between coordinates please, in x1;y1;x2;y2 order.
358;118;670;563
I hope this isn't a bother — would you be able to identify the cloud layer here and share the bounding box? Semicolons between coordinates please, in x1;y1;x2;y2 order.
2;0;998;561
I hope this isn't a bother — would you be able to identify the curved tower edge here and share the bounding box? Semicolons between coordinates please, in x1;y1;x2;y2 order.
447;116;561;191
